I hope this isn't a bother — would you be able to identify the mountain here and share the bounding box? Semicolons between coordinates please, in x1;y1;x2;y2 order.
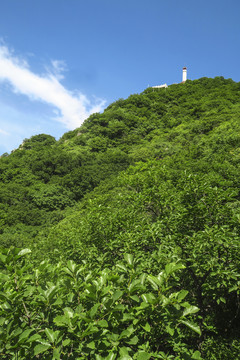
1;77;240;359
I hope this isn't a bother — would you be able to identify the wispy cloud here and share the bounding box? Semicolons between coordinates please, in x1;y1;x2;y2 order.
0;45;106;129
0;128;9;135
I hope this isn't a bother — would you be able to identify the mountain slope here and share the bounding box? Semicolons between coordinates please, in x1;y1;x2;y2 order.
1;76;240;249
1;77;240;358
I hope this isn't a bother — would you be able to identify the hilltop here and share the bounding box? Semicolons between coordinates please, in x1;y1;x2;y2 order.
1;77;240;359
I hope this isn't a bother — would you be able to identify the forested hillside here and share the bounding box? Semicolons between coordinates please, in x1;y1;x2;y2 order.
1;77;240;359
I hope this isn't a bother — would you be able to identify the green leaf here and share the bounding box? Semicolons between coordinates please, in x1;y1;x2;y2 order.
0;253;6;264
139;273;147;285
119;346;131;359
123;313;134;322
106;353;116;360
112;289;124;302
96;355;104;360
183;305;199;317
219;297;226;304
177;290;189;301
67;259;77;273
114;304;125;311
45;328;55;343
87;341;96;349
0;273;10;282
54;315;69;326
62;338;71;347
136;351;151;360
120;325;135;339
27;333;41;343
127;335;139;345
124;253;133;266
53;347;61;360
141;293;156;304
34;343;51;356
19;329;34;343
98;319;108;327
116;264;128;272
53;297;63;306
62;267;73;276
64;307;74;318
165;263;173;276
90;303;100;319
130;295;140;302
18;248;31;257
147;275;159;290
10;328;22;338
192;350;202;359
165;262;185;276
142;322;151;332
128;279;142;294
166;324;175;336
181;320;201;335
45;285;57;300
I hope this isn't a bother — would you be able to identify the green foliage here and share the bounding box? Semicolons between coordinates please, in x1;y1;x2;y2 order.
1;77;240;357
29;184;74;211
0;248;201;359
21;134;56;150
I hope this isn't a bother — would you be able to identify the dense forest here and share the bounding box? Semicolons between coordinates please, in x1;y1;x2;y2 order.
1;77;240;359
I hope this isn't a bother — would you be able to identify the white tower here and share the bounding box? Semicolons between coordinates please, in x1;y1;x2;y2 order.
182;67;187;82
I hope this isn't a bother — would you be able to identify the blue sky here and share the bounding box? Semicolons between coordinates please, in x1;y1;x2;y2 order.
0;0;239;154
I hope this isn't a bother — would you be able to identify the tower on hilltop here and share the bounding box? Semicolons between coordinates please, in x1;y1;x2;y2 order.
182;67;187;82
152;67;188;89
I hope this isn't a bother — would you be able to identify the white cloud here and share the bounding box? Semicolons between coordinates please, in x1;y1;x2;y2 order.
0;45;106;129
0;128;9;135
50;59;67;80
